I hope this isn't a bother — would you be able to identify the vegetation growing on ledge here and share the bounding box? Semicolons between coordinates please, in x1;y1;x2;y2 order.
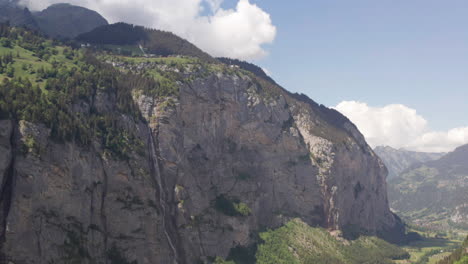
99;54;254;98
217;57;277;85
256;219;409;264
20;134;40;155
213;257;235;264
214;195;252;217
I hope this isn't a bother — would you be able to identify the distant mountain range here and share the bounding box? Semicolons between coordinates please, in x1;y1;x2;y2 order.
0;1;107;38
374;145;444;179
387;144;468;231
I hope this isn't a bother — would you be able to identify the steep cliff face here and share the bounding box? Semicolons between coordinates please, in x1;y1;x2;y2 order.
133;68;404;262
0;116;174;264
0;36;404;263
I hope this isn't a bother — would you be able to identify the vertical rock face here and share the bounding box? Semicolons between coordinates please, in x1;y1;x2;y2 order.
0;115;174;263
0;64;404;263
133;70;404;262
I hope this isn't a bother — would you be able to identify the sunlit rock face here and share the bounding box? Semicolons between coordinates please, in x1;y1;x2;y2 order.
0;61;404;263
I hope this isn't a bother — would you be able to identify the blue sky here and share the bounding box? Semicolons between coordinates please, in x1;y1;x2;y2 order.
242;0;468;132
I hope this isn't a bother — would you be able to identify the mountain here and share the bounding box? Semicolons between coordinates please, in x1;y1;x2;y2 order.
388;144;468;231
0;1;107;39
33;3;108;39
0;0;19;4
374;145;445;179
0;1;38;30
0;24;410;263
77;22;215;62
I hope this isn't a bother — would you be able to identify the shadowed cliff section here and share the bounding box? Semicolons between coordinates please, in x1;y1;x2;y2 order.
0;120;15;263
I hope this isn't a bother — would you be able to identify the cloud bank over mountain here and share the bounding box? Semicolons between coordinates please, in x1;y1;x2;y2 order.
19;0;276;60
335;101;468;152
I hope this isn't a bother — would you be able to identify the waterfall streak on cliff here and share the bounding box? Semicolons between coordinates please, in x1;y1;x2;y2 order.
148;128;179;264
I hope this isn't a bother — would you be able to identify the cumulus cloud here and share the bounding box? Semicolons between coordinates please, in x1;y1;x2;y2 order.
19;0;276;60
205;0;223;12
334;101;468;152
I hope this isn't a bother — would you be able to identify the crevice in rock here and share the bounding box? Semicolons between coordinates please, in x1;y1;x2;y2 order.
196;224;207;259
319;174;336;229
147;125;185;264
0;120;16;260
35;215;43;263
97;155;109;264
88;182;96;257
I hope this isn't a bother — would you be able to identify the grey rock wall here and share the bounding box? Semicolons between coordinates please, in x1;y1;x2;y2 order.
0;66;404;263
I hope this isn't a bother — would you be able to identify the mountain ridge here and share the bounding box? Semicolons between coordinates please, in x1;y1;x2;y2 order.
33;3;109;39
76;22;216;62
374;145;445;179
0;1;39;30
388;144;468;231
0;1;108;39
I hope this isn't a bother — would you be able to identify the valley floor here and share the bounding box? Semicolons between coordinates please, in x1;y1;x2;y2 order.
396;236;462;264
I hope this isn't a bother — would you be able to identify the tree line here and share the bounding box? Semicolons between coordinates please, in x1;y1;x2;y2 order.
0;23;162;159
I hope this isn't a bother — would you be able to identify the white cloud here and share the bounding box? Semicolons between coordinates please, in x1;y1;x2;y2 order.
19;0;276;60
205;0;223;11
334;101;468;152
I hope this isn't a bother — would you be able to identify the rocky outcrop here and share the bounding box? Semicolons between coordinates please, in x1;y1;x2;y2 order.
451;204;468;226
0;60;404;263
